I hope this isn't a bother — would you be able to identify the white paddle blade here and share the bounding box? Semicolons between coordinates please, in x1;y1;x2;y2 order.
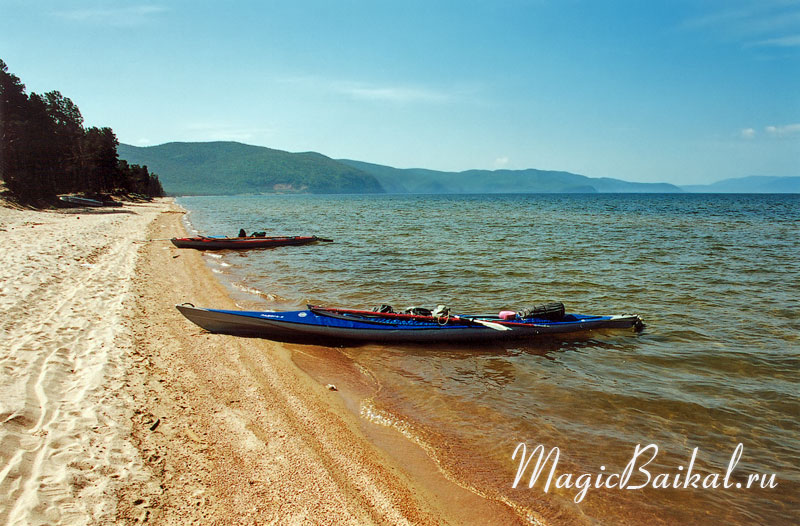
472;319;512;331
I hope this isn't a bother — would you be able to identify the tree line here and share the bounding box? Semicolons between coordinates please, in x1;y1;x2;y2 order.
0;59;164;204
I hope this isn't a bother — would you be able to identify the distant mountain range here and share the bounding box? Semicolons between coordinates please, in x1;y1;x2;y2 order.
339;159;681;193
118;141;798;195
680;175;800;193
117;142;382;195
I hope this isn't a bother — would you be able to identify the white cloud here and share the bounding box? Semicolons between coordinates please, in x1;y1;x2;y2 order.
765;123;800;137
740;128;756;139
752;34;800;47
338;84;450;103
53;5;167;26
681;1;800;47
494;156;510;168
279;76;454;104
184;123;275;143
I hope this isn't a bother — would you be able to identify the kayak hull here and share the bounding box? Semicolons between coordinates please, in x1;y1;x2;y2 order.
176;304;644;344
58;195;105;207
170;236;322;250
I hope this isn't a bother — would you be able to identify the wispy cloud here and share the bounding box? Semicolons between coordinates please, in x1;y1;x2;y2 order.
740;128;756;139
184;123;276;143
682;0;800;47
337;83;451;103
740;123;800;138
765;123;800;137
53;5;167;26
751;34;800;47
494;156;510;168
280;76;456;104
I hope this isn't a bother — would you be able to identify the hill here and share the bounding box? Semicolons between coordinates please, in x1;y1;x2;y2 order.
118;141;681;195
117;142;384;195
339;159;682;193
681;176;800;193
119;141;795;196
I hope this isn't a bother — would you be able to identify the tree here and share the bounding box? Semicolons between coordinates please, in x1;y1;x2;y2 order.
43;91;85;192
23;93;60;197
1;59;164;203
43;91;83;130
82;127;120;193
1;59;35;198
117;159;165;196
1;63;65;201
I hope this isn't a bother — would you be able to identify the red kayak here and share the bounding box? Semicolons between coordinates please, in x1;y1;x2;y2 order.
170;235;331;250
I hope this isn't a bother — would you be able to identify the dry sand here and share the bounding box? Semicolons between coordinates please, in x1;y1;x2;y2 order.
0;200;524;525
0;201;166;524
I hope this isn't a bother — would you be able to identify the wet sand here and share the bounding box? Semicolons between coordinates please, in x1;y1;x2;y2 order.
0;199;524;525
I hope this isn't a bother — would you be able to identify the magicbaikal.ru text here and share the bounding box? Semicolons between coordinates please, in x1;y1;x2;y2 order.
511;443;777;503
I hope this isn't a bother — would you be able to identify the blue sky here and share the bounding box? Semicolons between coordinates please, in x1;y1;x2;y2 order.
1;0;798;184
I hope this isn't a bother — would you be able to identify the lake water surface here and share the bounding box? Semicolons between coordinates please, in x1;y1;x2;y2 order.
177;193;799;525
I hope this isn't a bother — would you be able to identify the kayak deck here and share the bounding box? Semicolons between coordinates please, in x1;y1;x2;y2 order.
176;304;644;344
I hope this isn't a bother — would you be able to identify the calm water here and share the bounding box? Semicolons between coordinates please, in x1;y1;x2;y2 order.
177;193;799;525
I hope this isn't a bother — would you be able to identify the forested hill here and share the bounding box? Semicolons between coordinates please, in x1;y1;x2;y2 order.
117;142;384;195
119;141;684;196
116;141;798;195
339;159;683;193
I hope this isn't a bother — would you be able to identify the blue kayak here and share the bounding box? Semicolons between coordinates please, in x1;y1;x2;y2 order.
176;304;644;344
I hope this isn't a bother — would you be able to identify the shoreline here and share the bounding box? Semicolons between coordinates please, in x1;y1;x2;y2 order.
5;196;793;523
0;199;525;524
123;201;526;524
122;201;445;523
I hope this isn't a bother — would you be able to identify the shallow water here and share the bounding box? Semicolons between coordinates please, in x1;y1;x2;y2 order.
178;193;799;525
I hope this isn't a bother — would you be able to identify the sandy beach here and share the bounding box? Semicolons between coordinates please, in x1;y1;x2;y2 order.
0;201;165;524
0;199;524;525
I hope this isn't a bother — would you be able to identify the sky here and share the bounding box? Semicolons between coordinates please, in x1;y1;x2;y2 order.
1;0;798;185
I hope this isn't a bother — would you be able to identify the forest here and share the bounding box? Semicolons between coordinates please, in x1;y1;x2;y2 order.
0;59;164;205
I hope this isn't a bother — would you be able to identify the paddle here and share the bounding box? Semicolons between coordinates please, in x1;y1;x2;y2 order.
134;238;173;243
428;306;512;331
455;316;511;331
310;306;511;331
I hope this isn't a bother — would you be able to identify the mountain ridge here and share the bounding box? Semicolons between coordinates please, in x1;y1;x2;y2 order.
680;175;800;193
118;141;796;195
117;141;384;195
339;159;683;194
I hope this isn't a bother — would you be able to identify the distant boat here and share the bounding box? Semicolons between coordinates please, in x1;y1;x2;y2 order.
58;195;122;207
176;303;644;344
58;195;104;207
170;235;331;250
